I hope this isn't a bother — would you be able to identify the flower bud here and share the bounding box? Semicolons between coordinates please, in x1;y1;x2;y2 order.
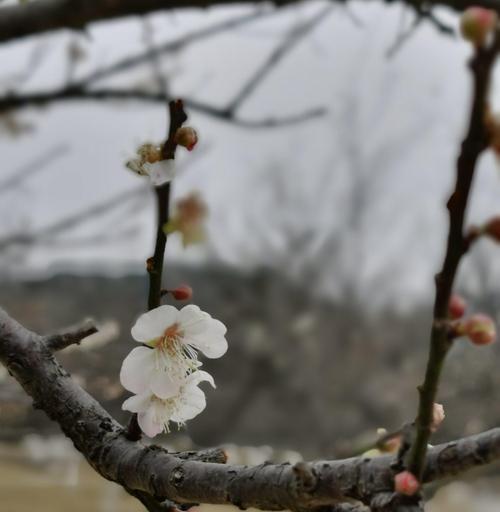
174;127;198;151
394;471;420;496
485;217;500;242
448;294;467;319
464;313;496;345
170;284;193;301
460;7;498;46
430;403;445;433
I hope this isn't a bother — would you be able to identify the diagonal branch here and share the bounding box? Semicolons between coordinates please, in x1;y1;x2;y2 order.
2;307;500;510
224;3;334;114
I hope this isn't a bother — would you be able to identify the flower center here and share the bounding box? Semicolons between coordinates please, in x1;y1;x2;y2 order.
157;323;183;355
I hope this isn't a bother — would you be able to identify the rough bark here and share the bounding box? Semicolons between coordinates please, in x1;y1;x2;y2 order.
2;306;500;510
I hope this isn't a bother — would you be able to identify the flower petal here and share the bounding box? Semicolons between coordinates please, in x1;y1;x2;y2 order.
120;346;155;394
144;160;176;186
150;370;182;400
138;407;163;438
122;391;152;413
131;305;179;342
171;386;206;423
179;305;228;358
186;369;216;389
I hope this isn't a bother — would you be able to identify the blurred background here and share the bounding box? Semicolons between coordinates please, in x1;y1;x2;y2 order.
2;0;500;510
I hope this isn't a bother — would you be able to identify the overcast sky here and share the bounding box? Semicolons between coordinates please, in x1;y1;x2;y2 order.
1;0;500;304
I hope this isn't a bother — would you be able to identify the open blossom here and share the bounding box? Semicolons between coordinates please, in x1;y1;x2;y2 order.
164;192;207;247
126;143;175;186
122;370;215;437
120;304;227;399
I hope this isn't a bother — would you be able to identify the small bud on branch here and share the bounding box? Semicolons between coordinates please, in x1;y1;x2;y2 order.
448;294;467;319
460;7;498;47
394;471;420;496
174;127;198;151
464;313;496;345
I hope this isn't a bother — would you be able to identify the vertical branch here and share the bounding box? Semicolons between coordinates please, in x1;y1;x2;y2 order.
127;99;188;441
407;34;500;481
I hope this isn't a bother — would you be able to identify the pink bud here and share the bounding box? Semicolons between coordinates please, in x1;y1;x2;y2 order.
460;7;498;46
448;294;467;319
430;403;445;433
170;284;193;301
485;217;500;242
175;127;198;151
394;471;420;496
464;313;496;345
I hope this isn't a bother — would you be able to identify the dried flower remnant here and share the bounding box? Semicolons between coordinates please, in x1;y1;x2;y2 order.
164;193;208;247
126;142;175;186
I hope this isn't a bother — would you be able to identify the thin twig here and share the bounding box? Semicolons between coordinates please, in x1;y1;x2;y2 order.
407;31;500;481
45;320;98;351
126;99;188;441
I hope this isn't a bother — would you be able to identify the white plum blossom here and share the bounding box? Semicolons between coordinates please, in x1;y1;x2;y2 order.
126;143;176;186
120;304;227;399
122;370;215;437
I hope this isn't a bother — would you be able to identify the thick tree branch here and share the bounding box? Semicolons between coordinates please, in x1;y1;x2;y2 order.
2;307;500;510
3;0;500;46
0;1;294;45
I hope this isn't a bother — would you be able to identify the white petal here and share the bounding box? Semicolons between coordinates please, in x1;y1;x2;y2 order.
144;160;176;186
131;305;179;342
122;391;152;413
186;369;216;389
126;158;146;175
120;347;155;394
150;370;182;400
183;329;228;358
172;386;207;423
138;407;163;438
179;306;228;359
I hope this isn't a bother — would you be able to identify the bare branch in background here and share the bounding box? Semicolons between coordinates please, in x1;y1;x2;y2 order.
0;143;69;197
224;3;334;114
0;0;499;45
0;185;149;252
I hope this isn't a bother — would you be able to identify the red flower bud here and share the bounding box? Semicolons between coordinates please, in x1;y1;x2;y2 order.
170;284;193;301
460;7;498;46
394;471;420;496
448;294;467;319
464;313;496;345
485;217;500;242
174;127;198;151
